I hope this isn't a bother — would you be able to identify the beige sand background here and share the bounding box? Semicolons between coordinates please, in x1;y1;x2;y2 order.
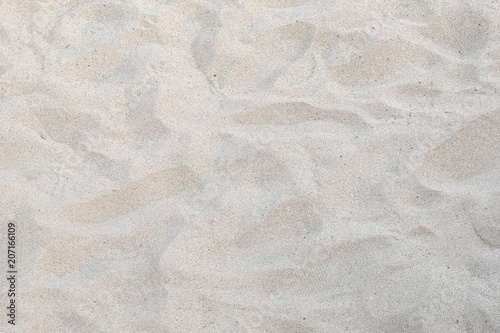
1;0;500;332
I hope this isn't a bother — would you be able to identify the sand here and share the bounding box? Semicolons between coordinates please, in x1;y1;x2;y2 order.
1;0;500;332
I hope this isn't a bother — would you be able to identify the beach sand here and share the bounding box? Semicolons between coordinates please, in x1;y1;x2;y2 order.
1;0;500;332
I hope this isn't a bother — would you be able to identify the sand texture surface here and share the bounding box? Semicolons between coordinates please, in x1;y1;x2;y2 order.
1;0;500;332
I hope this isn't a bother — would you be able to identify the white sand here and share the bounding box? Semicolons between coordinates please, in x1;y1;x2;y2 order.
1;0;500;332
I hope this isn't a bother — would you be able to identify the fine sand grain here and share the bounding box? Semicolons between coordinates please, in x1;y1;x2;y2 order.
1;0;500;332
